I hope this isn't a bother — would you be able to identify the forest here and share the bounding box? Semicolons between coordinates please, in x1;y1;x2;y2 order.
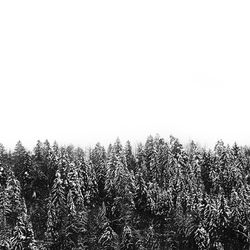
1;135;250;250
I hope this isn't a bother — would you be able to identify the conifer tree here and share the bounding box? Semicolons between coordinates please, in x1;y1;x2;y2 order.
46;171;67;249
105;138;135;235
89;143;107;205
13;141;33;204
124;141;136;173
0;168;36;249
1;136;250;249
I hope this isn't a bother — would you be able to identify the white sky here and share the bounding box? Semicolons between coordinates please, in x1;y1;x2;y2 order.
0;1;250;150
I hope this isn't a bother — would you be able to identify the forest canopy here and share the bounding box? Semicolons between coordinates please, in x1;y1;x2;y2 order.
1;135;250;250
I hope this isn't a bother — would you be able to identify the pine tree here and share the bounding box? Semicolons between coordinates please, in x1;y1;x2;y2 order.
0;169;36;249
13;141;33;203
105;138;135;235
121;225;135;250
46;149;89;249
142;135;154;182
0;176;12;247
124;141;136;173
89;143;107;205
46;171;67;249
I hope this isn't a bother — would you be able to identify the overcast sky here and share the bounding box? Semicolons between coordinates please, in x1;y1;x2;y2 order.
0;1;250;150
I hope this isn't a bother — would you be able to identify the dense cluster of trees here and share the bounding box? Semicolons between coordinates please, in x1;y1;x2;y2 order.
1;135;250;249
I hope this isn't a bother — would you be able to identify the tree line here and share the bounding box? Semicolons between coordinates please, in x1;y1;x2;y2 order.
1;135;250;249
